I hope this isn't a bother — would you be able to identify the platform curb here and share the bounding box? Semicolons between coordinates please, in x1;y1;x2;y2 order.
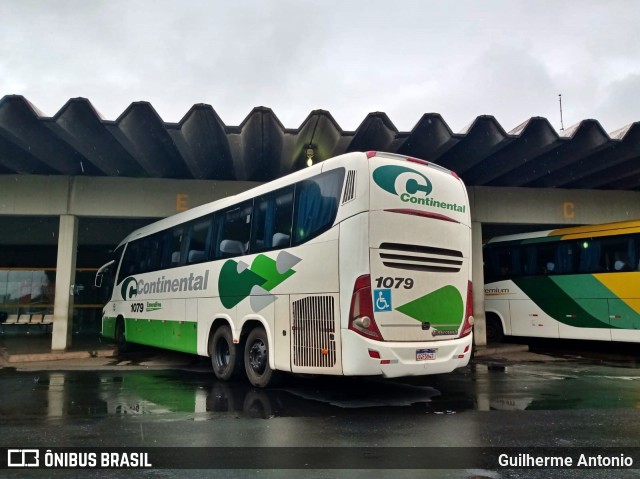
1;347;116;363
473;343;529;357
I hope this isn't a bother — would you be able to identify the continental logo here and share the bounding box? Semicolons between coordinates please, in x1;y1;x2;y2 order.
485;287;512;296
431;329;459;337
121;272;209;300
372;165;466;213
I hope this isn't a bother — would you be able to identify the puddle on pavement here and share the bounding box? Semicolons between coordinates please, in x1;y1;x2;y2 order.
2;358;640;419
0;370;472;419
469;361;640;411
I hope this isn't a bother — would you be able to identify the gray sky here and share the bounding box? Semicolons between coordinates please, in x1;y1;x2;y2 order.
2;0;639;133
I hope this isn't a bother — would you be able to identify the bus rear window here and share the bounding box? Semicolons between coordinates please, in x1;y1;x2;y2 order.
292;168;344;245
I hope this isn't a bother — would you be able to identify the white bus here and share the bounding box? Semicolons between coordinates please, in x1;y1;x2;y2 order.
96;151;474;387
484;220;640;343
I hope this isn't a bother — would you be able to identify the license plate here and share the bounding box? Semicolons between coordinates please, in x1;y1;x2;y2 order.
416;348;437;361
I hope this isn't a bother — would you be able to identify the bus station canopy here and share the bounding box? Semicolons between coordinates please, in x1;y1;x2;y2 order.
0;94;638;190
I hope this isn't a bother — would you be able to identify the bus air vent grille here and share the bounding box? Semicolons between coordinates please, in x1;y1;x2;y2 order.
341;170;357;204
292;295;336;368
379;243;463;273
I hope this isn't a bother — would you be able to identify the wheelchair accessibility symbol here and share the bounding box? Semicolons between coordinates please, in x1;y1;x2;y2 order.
373;289;393;312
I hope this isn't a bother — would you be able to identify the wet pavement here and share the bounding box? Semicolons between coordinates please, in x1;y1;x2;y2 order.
2;357;640;418
1;343;640;478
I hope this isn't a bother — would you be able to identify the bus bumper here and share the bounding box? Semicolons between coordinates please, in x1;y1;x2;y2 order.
341;329;473;378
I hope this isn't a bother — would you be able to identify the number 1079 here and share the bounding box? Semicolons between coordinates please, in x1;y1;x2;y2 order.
374;277;414;289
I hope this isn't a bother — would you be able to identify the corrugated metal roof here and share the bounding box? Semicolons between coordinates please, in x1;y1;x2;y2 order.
0;95;638;190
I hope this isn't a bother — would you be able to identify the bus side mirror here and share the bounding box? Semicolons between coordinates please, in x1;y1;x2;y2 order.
95;259;115;289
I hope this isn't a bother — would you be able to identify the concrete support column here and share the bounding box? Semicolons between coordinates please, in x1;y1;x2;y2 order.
472;221;487;347
52;215;78;351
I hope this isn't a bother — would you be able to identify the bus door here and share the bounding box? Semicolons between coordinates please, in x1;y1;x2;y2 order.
609;298;640;342
605;271;640;342
509;297;560;339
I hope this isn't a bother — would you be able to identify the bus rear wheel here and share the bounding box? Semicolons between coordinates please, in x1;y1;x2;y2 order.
244;327;282;388
210;325;242;381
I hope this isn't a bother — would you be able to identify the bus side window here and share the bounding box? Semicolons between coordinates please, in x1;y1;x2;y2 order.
554;242;575;274
292;168;344;246
251;195;270;252
488;246;514;279
215;201;252;259
250;186;293;253
150;234;163;272
538;244;556;275
101;261;117;301
158;226;185;269
118;241;140;283
186;216;213;264
578;238;601;273
524;245;537;275
483;247;501;282
600;235;633;272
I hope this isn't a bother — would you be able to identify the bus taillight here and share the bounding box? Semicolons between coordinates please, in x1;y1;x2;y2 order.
349;275;384;341
459;280;474;338
406;157;429;166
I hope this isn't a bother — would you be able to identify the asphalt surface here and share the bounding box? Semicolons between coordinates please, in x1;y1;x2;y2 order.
1;341;640;478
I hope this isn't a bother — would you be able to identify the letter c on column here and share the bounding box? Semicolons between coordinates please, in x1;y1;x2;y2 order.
563;202;575;219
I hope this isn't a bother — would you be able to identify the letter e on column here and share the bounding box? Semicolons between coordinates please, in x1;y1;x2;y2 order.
176;194;189;212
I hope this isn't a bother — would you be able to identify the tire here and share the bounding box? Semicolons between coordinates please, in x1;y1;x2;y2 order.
244;327;282;388
210;325;243;381
486;315;505;344
115;318;130;354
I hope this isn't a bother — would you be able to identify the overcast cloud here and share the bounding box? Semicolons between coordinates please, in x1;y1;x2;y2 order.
1;0;639;133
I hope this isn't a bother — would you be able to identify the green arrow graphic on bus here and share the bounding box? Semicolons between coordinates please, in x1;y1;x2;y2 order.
218;252;300;310
396;285;463;328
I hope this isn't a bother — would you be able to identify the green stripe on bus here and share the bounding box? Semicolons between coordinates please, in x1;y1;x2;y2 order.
551;275;615;299
513;276;609;329
504;275;640;331
608;300;640;330
124;318;198;354
552;275;640;329
102;317;116;339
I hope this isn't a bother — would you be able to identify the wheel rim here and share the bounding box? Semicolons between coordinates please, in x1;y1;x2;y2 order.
214;337;230;368
248;339;267;374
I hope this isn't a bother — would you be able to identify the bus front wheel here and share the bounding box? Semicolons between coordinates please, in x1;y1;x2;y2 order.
115;318;130;354
486;314;505;344
210;325;242;381
244;327;282;388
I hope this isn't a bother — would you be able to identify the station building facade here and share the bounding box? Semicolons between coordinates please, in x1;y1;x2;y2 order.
1;95;639;351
